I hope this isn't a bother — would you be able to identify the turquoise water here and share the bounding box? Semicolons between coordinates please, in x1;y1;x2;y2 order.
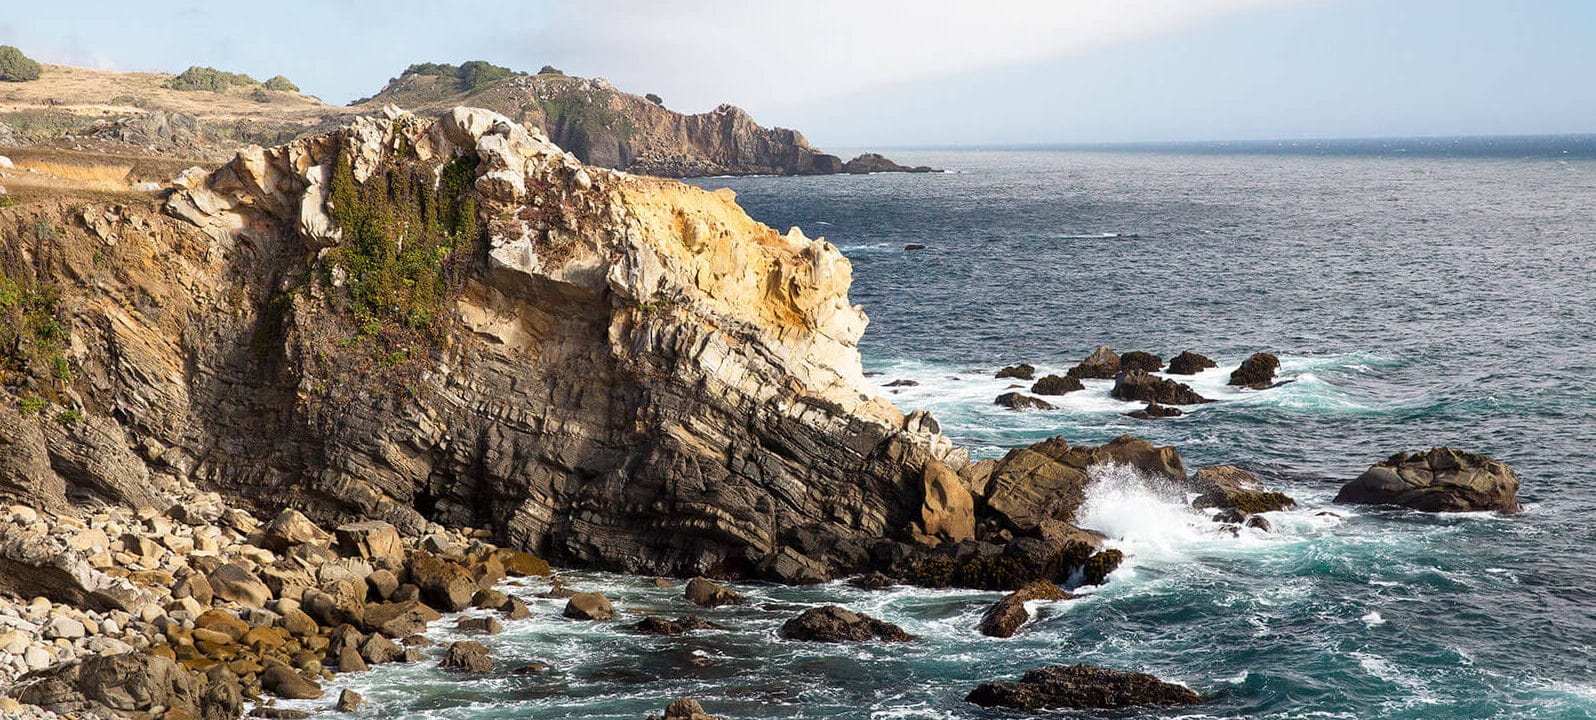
321;146;1596;718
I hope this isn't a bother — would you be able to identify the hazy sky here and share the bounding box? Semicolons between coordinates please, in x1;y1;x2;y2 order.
3;1;1591;147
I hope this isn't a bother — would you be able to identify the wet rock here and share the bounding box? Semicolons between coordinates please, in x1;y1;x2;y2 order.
919;460;976;543
456;615;504;634
1334;448;1521;513
439;641;493;673
511;662;550;674
778;605;912;643
1111;370;1210;405
502;597;532;620
649;697;725;720
1126;402;1183;420
1166;350;1218;375
995;392;1056;411
359;633;403;664
252;709;312;719
684;577;743;607
1189;466;1296;514
1118;351;1163;373
903;243;926;251
848;572;896;590
493;548;551;577
472;588;509;610
995;364;1036;380
883;379;919;387
337;643;368;673
978;580;1072;638
260;664;323;700
983;435;1186;533
627;615;725;636
966;664;1202;710
562;592;614;621
1065;345;1120;379
1228;352;1280;389
335;688;365;712
1030;375;1084;396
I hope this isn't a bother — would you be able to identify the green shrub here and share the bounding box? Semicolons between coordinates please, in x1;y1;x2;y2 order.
456;60;512;92
164;66;259;92
0;46;42;83
538;65;563;76
250;88;272;103
262;75;299;92
644;93;664;107
54;409;83;426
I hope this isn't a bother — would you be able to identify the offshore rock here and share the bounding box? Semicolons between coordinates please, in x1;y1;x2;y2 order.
1228;352;1280;388
994;364;1036;380
1117;351;1163;373
778;605;912;643
1066;346;1120;379
982;436;1185;533
1031;375;1084;396
1335;448;1521;513
966;664;1203;710
684;577;743;608
1166;350;1217;375
995;392;1055;411
1111;370;1210;406
1189;466;1296;514
977;580;1071;638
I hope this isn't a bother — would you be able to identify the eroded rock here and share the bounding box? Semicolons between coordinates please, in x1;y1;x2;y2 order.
1335;448;1521;513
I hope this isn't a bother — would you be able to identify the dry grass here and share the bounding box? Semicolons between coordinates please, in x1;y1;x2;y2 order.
0;64;334;124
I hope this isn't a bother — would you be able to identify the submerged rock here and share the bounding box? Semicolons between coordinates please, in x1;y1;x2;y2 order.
1126;402;1183;420
995;392;1056;411
684;577;743;608
648;697;725;720
1228;352;1280;388
1189;466;1296;514
1335;448;1521;513
978;580;1072;638
627;615;725;636
1166;350;1218;375
966;664;1203;710
778;606;912;643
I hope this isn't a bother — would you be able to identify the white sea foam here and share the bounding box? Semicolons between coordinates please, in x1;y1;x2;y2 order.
1362;610;1387;626
1074;463;1210;562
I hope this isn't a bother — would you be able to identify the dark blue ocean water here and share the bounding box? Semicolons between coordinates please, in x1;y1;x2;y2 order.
315;143;1596;719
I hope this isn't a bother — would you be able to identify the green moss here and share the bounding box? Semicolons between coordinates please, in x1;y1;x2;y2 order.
54;408;83;426
323;143;481;357
0;262;70;395
1230;491;1296;514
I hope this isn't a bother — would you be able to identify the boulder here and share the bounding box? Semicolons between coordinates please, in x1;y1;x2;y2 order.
995;364;1036;380
684;577;743;608
1126;402;1183;420
1189;466;1296;514
1166;351;1217;375
983;435;1186;532
1118;351;1163;372
1334;448;1521;513
337;643;368;673
650;697;724;720
778;605;912;643
195;610;251;642
259;509;333;552
260;664;323;700
563;592;614;621
1030;375;1084;396
439;641;493;673
15;652;206;717
978;580;1072;638
334;521;404;563
1111;370;1210;405
0;529;153;613
1228;352;1280;388
627;615;725;636
456;615;504;634
995;392;1056;411
966;664;1202;710
208;563;272;607
337;688;365;712
359;633;403;664
408;552;477;612
493;548;551;577
1065;345;1120;379
361;599;441;637
919;461;975;542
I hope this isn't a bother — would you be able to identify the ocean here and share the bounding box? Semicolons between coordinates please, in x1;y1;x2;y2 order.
308;139;1596;718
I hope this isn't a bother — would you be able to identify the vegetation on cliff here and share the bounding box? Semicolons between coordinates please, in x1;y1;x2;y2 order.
0;46;42;83
0;222;70;404
402;61;517;93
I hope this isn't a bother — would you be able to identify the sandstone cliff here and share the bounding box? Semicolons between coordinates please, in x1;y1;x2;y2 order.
0;106;960;583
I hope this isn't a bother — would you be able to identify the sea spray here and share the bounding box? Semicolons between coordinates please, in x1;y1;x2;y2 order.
1074;463;1211;562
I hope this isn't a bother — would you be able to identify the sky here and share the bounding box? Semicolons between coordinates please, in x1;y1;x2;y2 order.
2;0;1592;147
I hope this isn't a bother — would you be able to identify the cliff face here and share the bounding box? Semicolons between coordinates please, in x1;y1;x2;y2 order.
0;107;963;582
362;73;933;177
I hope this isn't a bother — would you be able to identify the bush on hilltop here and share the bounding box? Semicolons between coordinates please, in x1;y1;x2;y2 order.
402;60;517;92
645;93;664;107
165;65;259;92
0;46;43;82
262;75;299;92
538;65;564;76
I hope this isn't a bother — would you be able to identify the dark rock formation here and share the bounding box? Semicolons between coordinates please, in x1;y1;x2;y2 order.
1065;346;1120;379
778;606;912;643
1111;370;1211;406
1031;375;1084;396
627;615;725;636
439;641;493;673
966;664;1203;710
684;577;743;608
1334;448;1521;513
1229;352;1280;388
842;153;936;174
1118;351;1163;373
12;653;226;718
978;580;1071;638
1167;350;1218;375
982;436;1185;533
995;392;1056;411
260;664;322;699
648;697;724;720
1126;402;1183;420
1189;466;1296;514
995;364;1036;380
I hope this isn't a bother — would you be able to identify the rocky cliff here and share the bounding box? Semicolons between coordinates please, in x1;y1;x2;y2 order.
0;106;961;583
357;71;935;177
